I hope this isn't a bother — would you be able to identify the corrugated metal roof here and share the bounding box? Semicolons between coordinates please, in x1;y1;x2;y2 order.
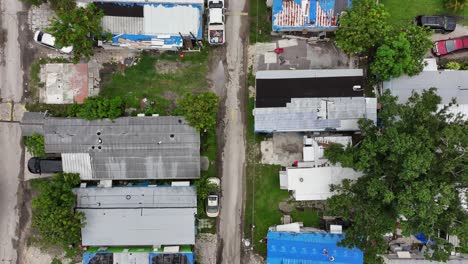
256;69;364;79
383;70;468;104
62;153;93;179
143;4;202;35
102;16;144;35
21;112;46;136
267;231;363;263
32;115;200;180
254;97;377;132
79;207;196;246
74;186;197;209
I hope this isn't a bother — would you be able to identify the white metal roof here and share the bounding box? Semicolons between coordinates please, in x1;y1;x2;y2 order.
143;4;201;35
79;207;196;246
284;166;363;201
62;153;93;179
383;70;468;105
254;97;377;132
256;69;364;79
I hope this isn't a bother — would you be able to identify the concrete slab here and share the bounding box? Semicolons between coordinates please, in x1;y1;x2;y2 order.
255;39;353;71
0;102;12;121
12;103;26;122
264;52;278;64
260;133;303;166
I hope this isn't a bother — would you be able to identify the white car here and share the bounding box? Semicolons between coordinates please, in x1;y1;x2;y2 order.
207;0;225;45
33;31;73;54
206;177;220;217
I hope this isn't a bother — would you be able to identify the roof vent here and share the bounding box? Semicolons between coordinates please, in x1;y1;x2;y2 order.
97;131;101;136
299;177;304;182
126;195;131;200
98;138;103;144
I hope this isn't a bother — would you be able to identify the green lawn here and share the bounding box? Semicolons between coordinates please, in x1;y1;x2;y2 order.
382;0;468;26
249;0;272;43
99;50;210;113
244;97;320;256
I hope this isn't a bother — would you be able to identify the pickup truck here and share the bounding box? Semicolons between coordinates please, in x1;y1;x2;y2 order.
207;0;225;45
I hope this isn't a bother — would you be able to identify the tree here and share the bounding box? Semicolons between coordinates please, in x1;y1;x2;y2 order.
47;4;108;63
445;0;467;12
24;133;46;157
75;96;124;120
370;25;432;81
325;89;468;262
174;92;219;133
31;173;84;249
335;0;391;55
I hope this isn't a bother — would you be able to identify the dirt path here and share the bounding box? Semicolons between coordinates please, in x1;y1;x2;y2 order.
217;0;248;263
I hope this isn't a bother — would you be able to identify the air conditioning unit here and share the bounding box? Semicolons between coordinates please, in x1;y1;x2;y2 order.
353;85;362;91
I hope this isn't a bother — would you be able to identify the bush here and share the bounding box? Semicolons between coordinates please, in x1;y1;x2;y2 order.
48;0;75;13
74;96;125;120
445;61;462;70
31;173;83;249
24;133;46;157
174;92;219;133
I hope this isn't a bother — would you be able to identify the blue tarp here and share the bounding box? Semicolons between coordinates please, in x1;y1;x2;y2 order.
267;231;364;264
272;0;352;31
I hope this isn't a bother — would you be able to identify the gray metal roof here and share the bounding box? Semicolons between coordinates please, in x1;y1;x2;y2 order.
21;112;46;136
79;207;197;246
22;115;201;180
74;186;197;209
383;70;468;104
254;97;377;132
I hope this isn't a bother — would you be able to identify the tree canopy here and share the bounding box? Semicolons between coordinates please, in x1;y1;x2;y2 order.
335;0;390;55
370;25;432;81
31;173;83;249
325;89;468;263
47;4;108;63
24;133;46;157
174;92;219;133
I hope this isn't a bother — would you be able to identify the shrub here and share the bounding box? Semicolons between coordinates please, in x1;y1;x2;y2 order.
24;133;46;157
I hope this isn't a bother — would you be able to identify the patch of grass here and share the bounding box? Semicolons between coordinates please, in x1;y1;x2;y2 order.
244;163;286;256
249;0;272;43
25;102;73;117
382;0;468;26
291;208;320;227
100;50;210;113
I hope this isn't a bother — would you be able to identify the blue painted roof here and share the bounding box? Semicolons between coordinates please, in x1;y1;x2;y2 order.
267;231;363;264
272;0;352;31
83;252;194;264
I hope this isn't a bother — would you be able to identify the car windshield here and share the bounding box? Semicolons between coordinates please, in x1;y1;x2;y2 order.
445;40;455;52
37;32;43;42
209;2;223;8
207;206;218;213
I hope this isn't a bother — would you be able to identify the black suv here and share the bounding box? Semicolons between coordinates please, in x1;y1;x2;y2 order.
28;157;63;174
415;15;456;33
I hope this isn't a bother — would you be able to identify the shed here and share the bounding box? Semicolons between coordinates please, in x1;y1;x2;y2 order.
267;231;363;263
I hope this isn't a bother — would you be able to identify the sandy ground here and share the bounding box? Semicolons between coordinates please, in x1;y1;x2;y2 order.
195;234;218;264
217;0;248;263
0;123;22;263
0;0;24;102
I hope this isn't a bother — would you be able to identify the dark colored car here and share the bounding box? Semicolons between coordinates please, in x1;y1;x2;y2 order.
27;157;63;174
433;36;468;56
415;15;456;33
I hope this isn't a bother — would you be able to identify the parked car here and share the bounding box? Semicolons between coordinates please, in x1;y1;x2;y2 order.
206;177;220;217
27;157;63;174
207;0;225;45
415;15;456;33
33;31;73;53
432;36;468;56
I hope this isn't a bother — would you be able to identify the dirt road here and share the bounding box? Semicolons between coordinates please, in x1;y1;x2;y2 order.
0;123;22;264
0;0;26;263
217;0;248;263
0;0;24;102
